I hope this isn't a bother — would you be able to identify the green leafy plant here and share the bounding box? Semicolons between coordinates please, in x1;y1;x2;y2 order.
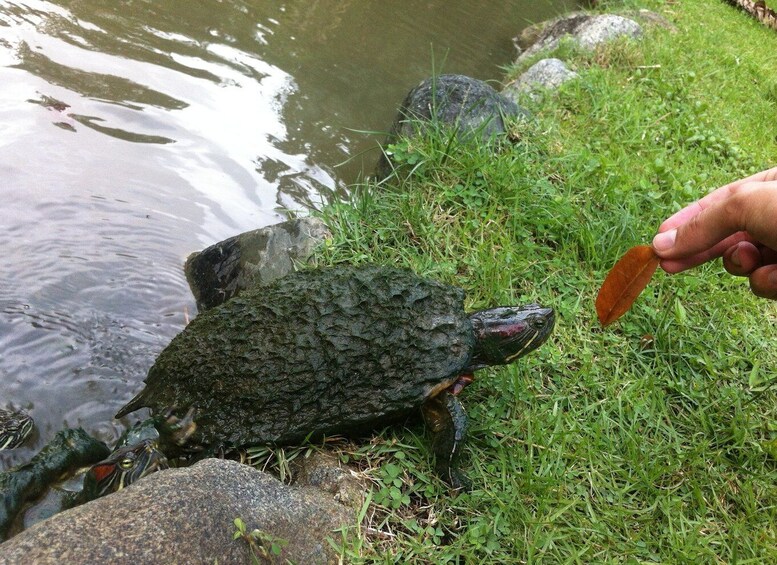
372;462;411;510
233;518;289;564
384;140;424;168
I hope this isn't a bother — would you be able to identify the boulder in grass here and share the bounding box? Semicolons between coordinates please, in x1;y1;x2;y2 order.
502;58;579;102
376;74;527;179
514;13;643;63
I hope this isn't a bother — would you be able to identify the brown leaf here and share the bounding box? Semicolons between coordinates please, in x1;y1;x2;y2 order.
596;244;660;327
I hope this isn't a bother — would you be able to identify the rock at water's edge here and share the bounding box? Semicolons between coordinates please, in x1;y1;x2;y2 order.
376;74;527;179
514;13;643;63
185;217;331;311
0;458;354;565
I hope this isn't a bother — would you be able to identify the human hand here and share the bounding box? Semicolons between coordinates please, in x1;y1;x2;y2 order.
652;166;777;300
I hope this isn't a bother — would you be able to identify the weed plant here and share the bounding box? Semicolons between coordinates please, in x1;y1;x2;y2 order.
314;0;777;562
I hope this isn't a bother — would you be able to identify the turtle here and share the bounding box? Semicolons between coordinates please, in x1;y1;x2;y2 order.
81;410;195;499
0;412;193;540
115;264;555;489
83;439;168;498
0;408;34;451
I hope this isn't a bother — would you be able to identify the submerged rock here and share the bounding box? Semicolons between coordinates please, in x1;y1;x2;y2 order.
184;217;331;311
0;459;354;564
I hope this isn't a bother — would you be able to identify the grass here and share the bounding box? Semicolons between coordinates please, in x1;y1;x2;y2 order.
306;0;777;562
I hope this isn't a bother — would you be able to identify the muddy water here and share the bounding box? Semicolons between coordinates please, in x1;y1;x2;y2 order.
0;0;577;468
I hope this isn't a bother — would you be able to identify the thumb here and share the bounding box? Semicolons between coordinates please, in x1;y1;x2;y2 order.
652;202;737;260
653;184;777;260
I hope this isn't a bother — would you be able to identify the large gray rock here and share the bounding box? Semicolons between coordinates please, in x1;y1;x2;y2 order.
185;217;331;310
502;58;579;102
0;459;354;564
514;13;642;63
391;74;523;140
376;74;526;178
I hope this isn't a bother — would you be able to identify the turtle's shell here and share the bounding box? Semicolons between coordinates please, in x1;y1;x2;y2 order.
117;265;475;447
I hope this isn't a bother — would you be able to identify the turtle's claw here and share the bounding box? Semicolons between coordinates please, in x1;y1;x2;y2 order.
435;463;472;492
169;407;197;446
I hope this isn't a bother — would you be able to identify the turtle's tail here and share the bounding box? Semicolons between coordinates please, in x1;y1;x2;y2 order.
115;390;147;419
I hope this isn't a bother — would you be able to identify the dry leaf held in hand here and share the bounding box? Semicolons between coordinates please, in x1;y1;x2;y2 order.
595;244;660;327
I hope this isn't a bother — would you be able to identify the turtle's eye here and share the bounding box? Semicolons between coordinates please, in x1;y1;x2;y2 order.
119;457;135;470
530;315;546;331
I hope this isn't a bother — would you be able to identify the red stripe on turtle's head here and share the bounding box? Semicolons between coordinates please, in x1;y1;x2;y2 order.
90;462;116;483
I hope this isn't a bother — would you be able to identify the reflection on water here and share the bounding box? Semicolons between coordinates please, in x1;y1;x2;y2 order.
0;0;576;468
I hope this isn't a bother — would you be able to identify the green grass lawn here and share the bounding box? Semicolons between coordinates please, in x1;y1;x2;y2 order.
313;0;777;561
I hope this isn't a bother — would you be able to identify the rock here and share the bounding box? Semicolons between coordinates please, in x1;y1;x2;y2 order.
502;58;579;102
376;74;527;179
0;458;354;565
627;9;677;32
184;217;331;311
515;9;672;52
514;12;590;53
293;451;368;513
576;14;642;50
514;13;643;63
391;74;524;140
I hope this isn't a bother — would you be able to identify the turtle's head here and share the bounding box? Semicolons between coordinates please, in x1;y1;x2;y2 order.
0;410;34;450
84;439;169;498
467;304;555;370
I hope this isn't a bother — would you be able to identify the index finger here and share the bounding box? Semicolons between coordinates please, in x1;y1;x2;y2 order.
658;166;777;232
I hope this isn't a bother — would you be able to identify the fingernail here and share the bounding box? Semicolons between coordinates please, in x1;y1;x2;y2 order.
652;229;677;252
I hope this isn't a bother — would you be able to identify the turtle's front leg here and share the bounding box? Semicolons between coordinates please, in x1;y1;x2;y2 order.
421;390;471;491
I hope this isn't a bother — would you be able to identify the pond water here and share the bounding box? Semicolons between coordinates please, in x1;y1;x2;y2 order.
0;0;577;468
